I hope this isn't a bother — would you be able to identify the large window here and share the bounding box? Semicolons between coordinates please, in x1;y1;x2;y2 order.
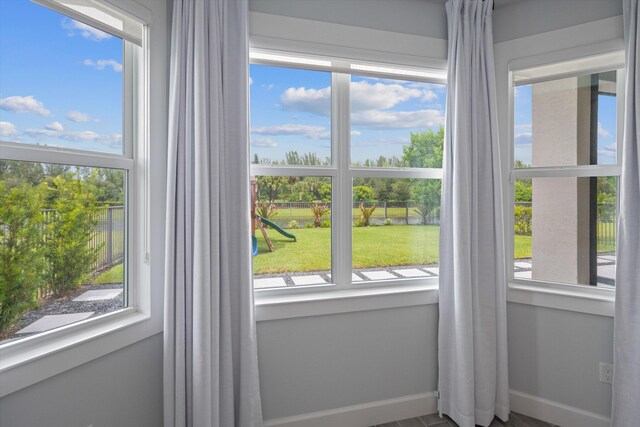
250;54;445;290
0;0;145;343
511;57;622;289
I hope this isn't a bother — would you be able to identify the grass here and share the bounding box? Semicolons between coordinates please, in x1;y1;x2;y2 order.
254;225;617;275
94;263;123;284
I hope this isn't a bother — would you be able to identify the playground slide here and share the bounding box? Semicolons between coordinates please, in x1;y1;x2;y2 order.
252;235;259;256
257;215;297;241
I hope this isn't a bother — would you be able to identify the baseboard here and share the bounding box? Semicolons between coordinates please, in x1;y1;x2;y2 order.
263;391;437;427
510;389;611;427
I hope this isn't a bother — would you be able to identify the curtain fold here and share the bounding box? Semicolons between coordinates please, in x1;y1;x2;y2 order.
438;1;509;426
612;1;640;425
163;0;263;426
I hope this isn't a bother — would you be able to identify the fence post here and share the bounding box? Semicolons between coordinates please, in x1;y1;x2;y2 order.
406;202;409;225
384;201;387;220
107;207;113;267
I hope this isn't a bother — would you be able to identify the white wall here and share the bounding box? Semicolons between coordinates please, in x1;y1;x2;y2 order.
0;334;164;427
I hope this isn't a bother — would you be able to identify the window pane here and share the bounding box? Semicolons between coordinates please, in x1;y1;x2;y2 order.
352;178;440;282
250;65;331;166
513;71;618;168
349;75;446;168
0;160;126;343
251;176;332;289
513;176;616;287
0;1;124;154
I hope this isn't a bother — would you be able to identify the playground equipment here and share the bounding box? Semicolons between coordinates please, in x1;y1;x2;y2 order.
251;177;296;255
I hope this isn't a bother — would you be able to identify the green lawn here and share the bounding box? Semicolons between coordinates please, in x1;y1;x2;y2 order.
254;225;616;275
94;263;123;283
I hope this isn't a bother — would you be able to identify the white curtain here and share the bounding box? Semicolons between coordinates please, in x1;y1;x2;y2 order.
438;1;509;426
612;1;640;425
163;0;263;426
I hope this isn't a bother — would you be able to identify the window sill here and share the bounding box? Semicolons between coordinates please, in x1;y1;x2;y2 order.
507;280;615;317
0;307;161;397
255;282;439;321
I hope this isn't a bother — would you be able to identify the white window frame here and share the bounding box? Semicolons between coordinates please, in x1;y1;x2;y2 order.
0;0;158;397
506;51;624;316
250;50;445;302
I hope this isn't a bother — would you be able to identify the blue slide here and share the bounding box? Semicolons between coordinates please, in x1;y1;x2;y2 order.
252;235;259;256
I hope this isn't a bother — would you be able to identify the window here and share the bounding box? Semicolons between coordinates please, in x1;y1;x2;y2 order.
511;56;622;289
0;0;145;343
249;54;445;291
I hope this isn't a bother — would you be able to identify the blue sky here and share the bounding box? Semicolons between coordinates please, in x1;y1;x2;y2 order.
0;0;123;154
250;64;447;165
514;82;617;166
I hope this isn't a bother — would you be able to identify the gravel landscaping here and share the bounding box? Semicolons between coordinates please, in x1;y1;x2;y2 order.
0;283;124;344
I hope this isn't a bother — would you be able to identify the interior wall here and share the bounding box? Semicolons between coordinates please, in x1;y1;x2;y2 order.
493;0;622;43
249;0;447;39
0;334;163;427
257;305;438;421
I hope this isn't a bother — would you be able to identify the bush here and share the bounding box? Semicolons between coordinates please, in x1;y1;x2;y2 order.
0;183;46;329
310;203;330;228
514;205;532;236
358;203;376;227
321;220;331;228
256;202;278;219
384;218;392;226
305;223;313;229
288;220;299;229
44;175;100;297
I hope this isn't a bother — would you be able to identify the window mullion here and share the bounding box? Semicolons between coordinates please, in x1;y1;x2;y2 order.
332;72;351;289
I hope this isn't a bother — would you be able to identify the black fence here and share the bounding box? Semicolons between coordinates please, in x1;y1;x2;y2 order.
258;201;440;228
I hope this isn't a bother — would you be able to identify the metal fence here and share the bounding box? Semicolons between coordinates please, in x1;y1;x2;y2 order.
259;201;440;228
42;206;124;273
514;202;616;248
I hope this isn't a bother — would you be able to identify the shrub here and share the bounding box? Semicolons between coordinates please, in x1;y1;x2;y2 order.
256;202;278;219
305;223;313;229
0;183;46;330
44;175;100;297
288;220;299;229
321;220;331;228
358;203;376;227
310;203;330;228
384;218;392;226
514;205;532;236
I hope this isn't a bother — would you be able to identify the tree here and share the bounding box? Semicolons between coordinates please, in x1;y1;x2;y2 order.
0;183;46;329
44;175;100;297
401;128;444;223
353;185;374;201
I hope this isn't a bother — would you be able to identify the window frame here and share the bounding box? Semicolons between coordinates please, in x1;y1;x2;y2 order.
506;52;624;308
0;0;156;396
249;50;445;298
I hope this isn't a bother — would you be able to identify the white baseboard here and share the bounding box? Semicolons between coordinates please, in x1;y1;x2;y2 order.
510;390;611;427
263;389;611;427
263;391;437;427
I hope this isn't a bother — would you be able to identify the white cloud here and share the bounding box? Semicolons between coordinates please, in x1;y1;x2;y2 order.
252;124;330;140
0;96;50;116
25;125;122;148
350;130;362;137
0;121;19;136
420;90;438;102
514;134;532;146
598;122;612;139
67;110;91;122
62;18;111;41
514;123;532;137
280;86;331;116
83;59;123;72
351;109;444;130
46;121;64;132
251;137;277;148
